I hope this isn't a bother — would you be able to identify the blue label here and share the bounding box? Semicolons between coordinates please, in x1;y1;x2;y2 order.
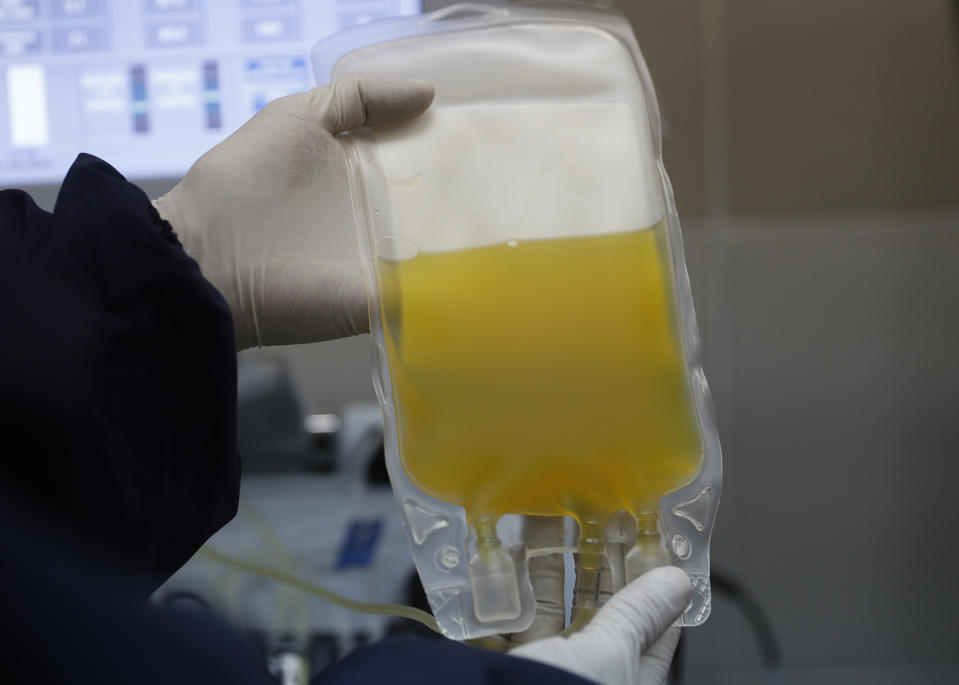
335;519;384;570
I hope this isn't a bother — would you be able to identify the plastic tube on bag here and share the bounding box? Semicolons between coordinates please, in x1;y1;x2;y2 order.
312;2;722;640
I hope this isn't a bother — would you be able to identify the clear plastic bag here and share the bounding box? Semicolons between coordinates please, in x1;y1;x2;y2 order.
312;2;722;640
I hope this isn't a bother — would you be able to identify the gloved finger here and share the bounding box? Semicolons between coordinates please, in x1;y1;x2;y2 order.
637;626;682;685
582;566;691;656
312;73;435;134
508;554;566;644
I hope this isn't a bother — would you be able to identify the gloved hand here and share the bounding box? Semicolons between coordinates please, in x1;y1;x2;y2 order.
153;74;434;350
510;565;692;685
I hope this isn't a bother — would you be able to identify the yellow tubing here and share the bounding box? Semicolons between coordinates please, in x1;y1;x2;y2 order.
198;545;441;634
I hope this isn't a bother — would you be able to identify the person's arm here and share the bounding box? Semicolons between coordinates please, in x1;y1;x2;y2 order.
0;155;238;586
0;74;435;586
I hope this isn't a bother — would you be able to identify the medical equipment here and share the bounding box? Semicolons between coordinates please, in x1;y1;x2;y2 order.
0;0;421;186
313;2;722;640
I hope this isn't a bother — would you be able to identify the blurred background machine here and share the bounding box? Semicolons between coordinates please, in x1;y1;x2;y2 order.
3;1;958;684
0;0;419;186
157;358;430;683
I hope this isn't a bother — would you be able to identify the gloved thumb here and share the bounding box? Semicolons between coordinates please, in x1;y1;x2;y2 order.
581;566;691;654
510;566;691;685
311;73;435;134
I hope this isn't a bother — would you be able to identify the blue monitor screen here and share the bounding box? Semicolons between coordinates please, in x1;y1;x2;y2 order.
0;0;421;185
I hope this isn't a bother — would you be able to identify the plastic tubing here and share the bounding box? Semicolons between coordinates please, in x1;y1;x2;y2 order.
237;502;307;641
198;545;441;634
566;519;605;633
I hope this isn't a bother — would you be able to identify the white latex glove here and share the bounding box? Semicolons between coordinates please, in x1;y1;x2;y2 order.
152;74;434;350
510;566;692;685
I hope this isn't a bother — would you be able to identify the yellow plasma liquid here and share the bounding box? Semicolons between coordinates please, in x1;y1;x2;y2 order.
377;220;703;524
